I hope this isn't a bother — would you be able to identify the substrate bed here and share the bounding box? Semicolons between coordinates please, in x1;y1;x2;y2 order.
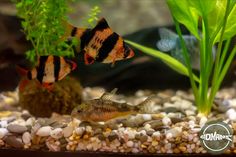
0;86;236;154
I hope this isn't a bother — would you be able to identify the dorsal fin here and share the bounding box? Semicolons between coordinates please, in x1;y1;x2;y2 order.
138;95;156;106
100;88;118;100
93;18;110;31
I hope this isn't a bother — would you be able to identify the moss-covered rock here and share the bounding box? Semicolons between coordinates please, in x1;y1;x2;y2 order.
19;77;82;117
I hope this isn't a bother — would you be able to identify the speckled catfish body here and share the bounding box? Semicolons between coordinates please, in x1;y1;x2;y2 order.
71;89;154;122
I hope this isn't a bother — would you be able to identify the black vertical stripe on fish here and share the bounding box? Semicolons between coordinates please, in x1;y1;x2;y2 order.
96;32;119;62
93;18;110;31
36;56;48;84
80;29;93;51
27;71;32;80
53;56;61;82
71;27;77;37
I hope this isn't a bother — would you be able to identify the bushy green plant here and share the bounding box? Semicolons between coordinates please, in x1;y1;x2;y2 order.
13;0;78;64
126;0;236;115
83;6;101;27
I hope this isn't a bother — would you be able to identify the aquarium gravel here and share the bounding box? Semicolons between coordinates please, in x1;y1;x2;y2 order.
0;86;236;154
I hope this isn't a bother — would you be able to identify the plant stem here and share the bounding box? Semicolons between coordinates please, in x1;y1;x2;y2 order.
173;18;199;105
208;0;231;111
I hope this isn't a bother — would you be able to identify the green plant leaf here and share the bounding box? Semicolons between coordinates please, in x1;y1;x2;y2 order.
125;40;199;82
167;0;199;38
188;0;216;17
214;2;236;42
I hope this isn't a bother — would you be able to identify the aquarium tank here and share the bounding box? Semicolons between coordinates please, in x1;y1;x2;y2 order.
0;0;236;156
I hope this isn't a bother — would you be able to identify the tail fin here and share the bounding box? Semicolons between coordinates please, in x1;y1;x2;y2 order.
137;95;158;113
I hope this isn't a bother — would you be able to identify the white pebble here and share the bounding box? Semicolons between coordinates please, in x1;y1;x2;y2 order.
166;132;173;139
142;114;152;121
0;120;8;128
126;141;134;147
162;117;172;126
75;127;85;136
152;131;161;138
132;148;139;153
50;128;63;139
166;127;182;137
0;128;8;139
199;116;208;127
188;120;195;128
226;109;236;121
144;124;152;130
36;126;52;137
22;132;31;144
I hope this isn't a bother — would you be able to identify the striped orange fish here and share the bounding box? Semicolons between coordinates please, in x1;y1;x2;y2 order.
17;55;77;90
66;18;135;65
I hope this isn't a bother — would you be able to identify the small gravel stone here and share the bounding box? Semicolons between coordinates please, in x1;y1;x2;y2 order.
226;109;236;121
142;114;152;121
7;124;28;134
139;134;148;143
50;128;63;139
0;120;8;128
36;126;52;137
166;127;182;137
63;126;73;138
4;135;24;148
22;132;31;144
126;141;134;147
75;127;85;136
162;117;171;126
0;128;8;139
108;131;118;142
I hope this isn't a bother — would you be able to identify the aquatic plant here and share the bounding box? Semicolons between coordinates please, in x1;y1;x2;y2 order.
126;0;236;115
13;0;78;64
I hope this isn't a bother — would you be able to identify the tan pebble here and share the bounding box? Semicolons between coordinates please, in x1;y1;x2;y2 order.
75;136;80;140
83;134;89;140
151;141;158;146
55;141;60;146
148;146;156;153
63;126;74;138
141;144;147;149
161;147;166;153
66;144;70;150
22;132;31;144
24;145;29;149
179;146;187;152
173;148;180;153
68;141;74;146
69;136;74;141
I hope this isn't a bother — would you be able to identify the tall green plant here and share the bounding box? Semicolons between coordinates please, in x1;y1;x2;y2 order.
126;0;236;115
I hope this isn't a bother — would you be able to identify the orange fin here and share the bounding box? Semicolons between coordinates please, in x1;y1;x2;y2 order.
65;59;77;71
84;53;95;65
